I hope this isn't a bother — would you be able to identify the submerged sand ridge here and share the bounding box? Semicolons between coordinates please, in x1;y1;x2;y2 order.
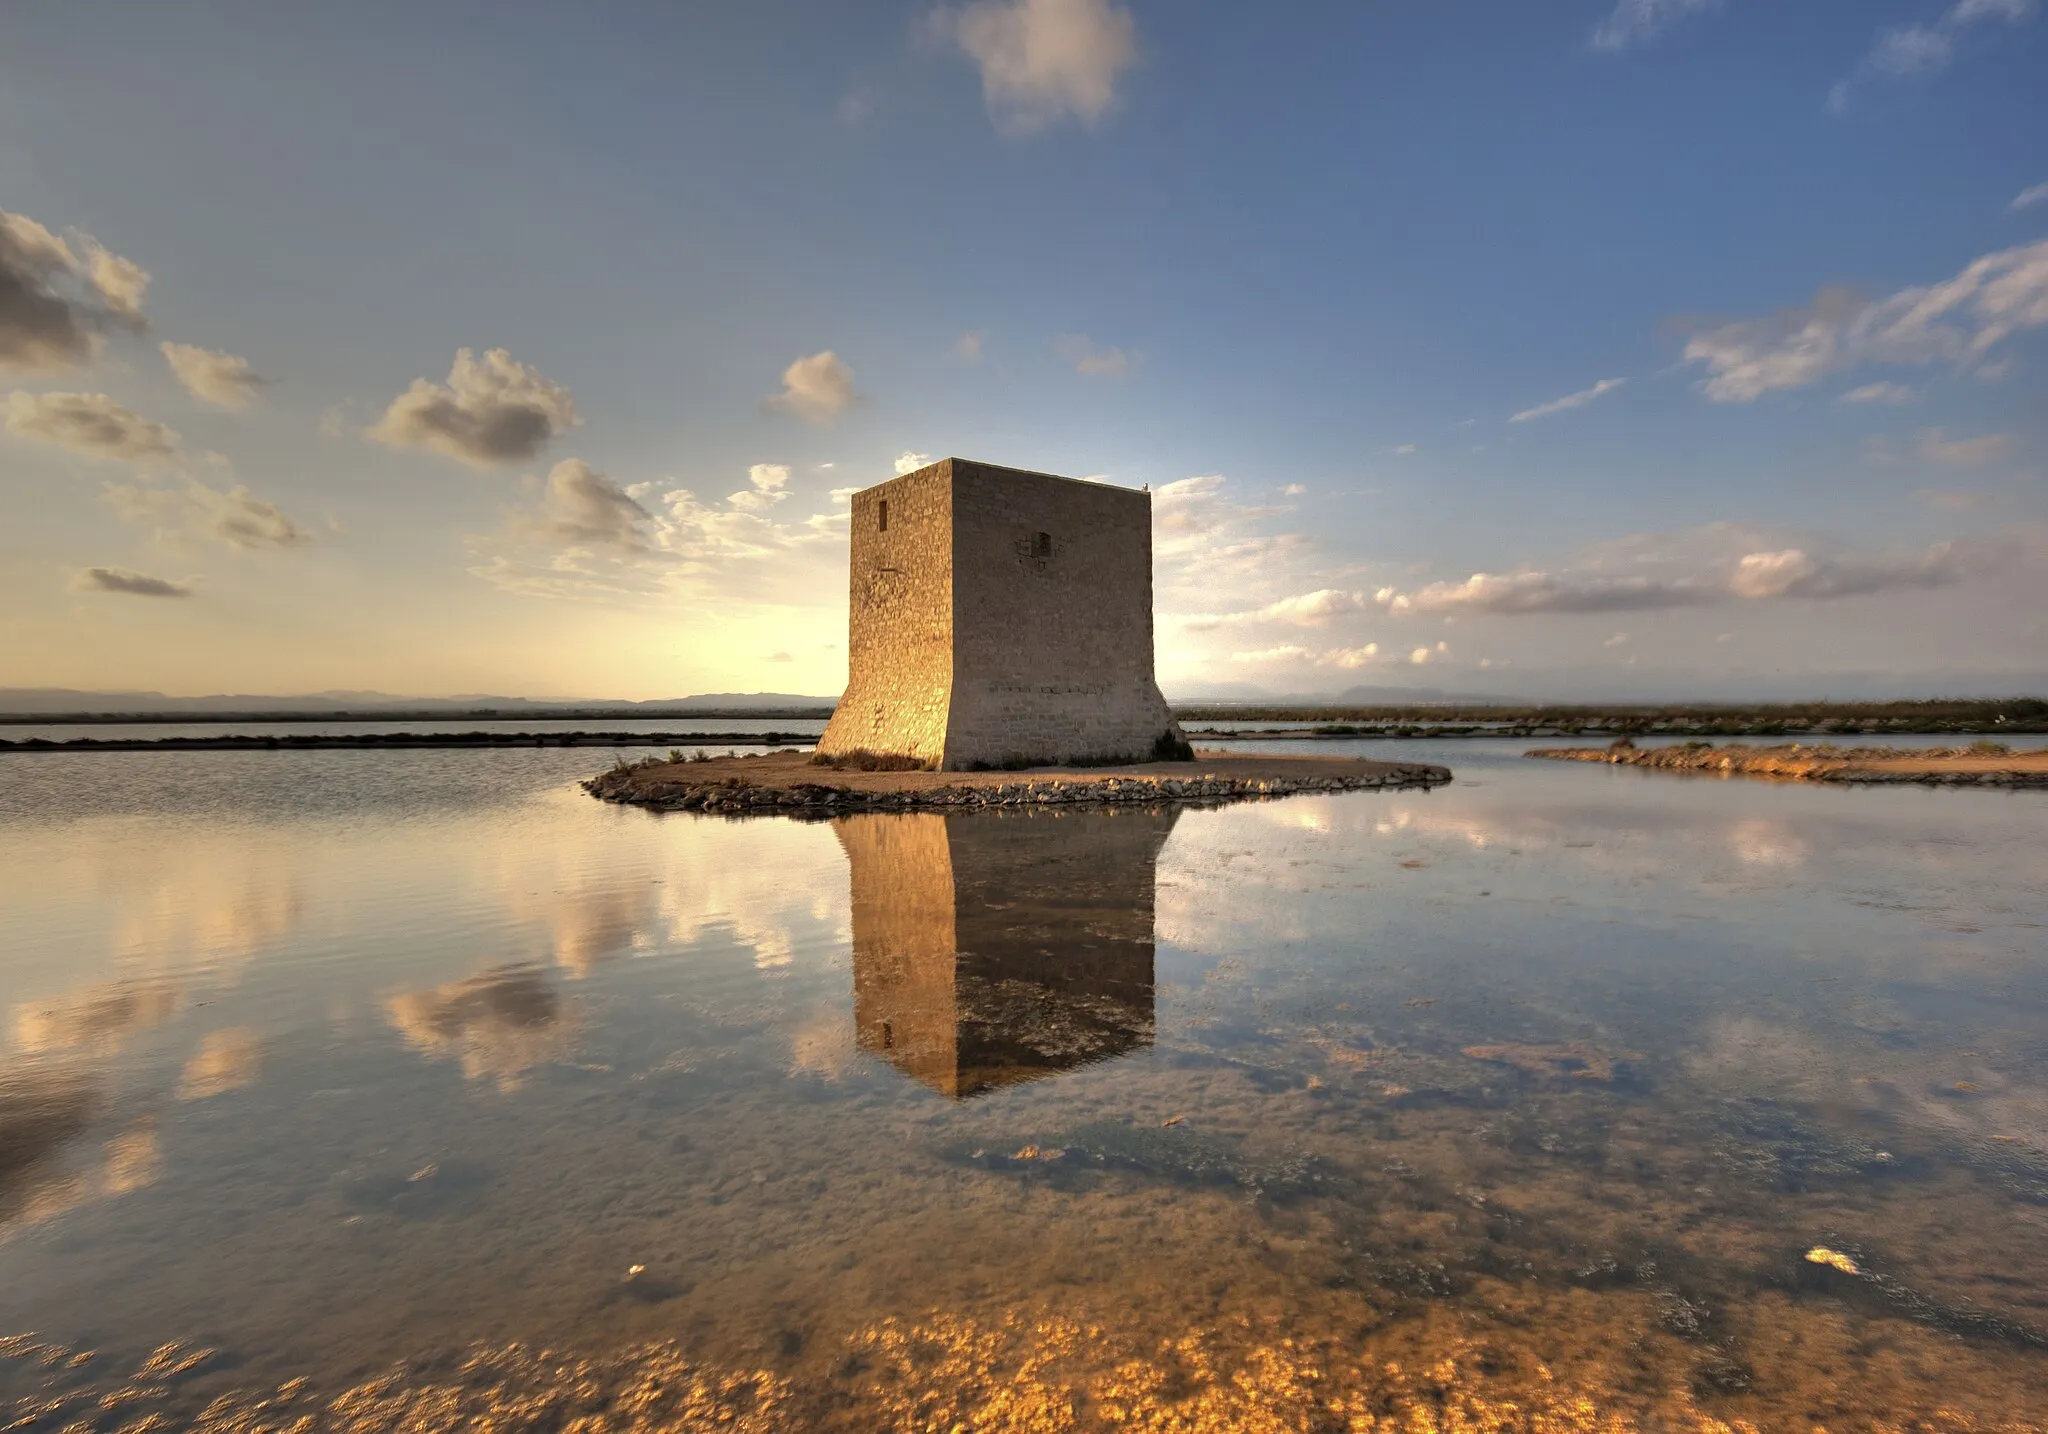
1528;741;2048;788
585;749;1451;815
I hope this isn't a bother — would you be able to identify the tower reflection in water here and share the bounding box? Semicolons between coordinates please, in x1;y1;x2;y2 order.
834;807;1179;1099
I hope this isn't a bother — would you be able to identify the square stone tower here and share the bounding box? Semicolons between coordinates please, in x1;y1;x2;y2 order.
817;457;1183;770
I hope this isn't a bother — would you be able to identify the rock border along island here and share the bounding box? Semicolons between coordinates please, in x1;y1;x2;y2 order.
817;457;1184;771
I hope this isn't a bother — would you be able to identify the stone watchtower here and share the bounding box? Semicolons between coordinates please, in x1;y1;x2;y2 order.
817;457;1184;771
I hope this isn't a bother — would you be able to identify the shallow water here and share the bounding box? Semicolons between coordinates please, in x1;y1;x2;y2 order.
2;744;2045;1431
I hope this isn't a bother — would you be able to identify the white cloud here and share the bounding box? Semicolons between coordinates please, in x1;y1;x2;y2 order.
1281;483;1306;496
935;0;1137;133
1383;569;1714;615
4;390;177;462
1589;0;1720;51
765;349;856;423
955;330;985;362
2014;181;2048;210
1955;0;2033;20
1727;543;1974;599
1867;25;1954;78
1509;376;1626;423
729;462;793;512
1055;332;1128;378
0;210;150;374
1830;0;2035;111
1916;428;2015;466
369;348;580;467
472;461;850;603
1682;240;2048;401
1591;0;1718;53
1839;381;1914;404
104;476;312;551
1182;588;1371;632
829;486;859;503
1602;631;1630;648
74;566;191;598
1368;528;1998;617
1392;443;1418;455
160;342;271;409
894;451;934;476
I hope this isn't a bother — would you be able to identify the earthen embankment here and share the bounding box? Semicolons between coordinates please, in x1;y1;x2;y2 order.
1528;742;2048;788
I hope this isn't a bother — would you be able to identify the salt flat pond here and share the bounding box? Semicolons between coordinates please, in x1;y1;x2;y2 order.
1;742;2044;1430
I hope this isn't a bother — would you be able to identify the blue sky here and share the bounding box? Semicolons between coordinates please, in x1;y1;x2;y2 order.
1;0;2043;700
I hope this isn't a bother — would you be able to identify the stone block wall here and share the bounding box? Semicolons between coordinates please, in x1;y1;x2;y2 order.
818;464;955;765
944;459;1178;768
816;457;1183;770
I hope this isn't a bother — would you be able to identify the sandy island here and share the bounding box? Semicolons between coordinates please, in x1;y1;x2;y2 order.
1527;742;2048;789
585;748;1452;816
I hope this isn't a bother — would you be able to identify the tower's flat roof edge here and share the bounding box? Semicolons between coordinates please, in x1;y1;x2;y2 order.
853;458;1149;497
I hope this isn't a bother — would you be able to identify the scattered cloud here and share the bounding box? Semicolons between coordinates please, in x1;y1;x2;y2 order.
1056;332;1128;377
1382;568;1715;615
1392;443;1418;455
1603;631;1630;648
955;330;986;362
4;390;177;463
2015;181;2048;210
829;485;859;503
160;342;271;409
472;461;849;603
501;459;663;557
765;349;857;423
1281;483;1306;496
1591;0;1719;53
1839;381;1914;404
0;210;150;374
1510;377;1626;423
368;347;580;467
894;451;934;475
105;476;313;551
1680;239;2048;401
1183;588;1372;632
729;462;793;512
1727;543;1975;599
1151;473;1311;613
1829;0;2036;113
74;566;192;598
1916;427;2015;466
1373;529;1997;617
934;0;1137;134
767;651;794;663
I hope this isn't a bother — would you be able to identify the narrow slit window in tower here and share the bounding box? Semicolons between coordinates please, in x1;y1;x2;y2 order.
879;499;889;533
1035;531;1052;559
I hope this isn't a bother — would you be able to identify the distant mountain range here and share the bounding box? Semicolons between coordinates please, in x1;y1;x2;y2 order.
1165;682;1521;706
0;688;839;716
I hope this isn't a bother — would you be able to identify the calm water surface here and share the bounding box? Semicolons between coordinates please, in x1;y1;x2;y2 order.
2;743;2045;1431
